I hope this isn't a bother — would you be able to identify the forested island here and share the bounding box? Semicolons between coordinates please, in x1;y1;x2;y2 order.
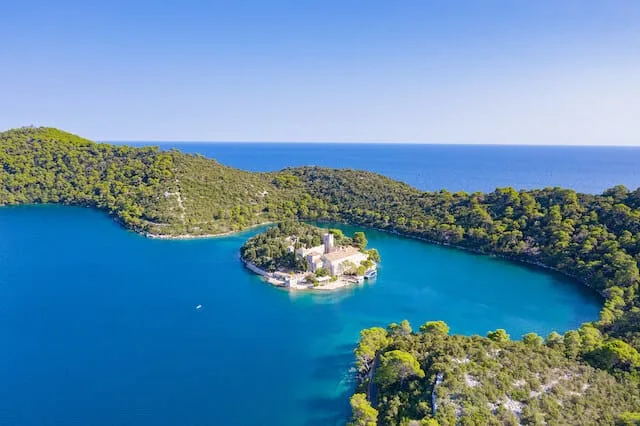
240;221;379;290
2;127;640;423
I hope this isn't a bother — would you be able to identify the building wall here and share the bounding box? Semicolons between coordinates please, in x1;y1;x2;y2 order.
326;252;368;276
306;254;323;272
297;245;325;258
243;260;271;277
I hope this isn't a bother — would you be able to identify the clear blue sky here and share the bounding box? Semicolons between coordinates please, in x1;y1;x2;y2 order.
1;0;638;144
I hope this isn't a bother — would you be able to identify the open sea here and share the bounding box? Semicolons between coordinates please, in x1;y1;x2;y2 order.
1;142;631;425
125;142;640;194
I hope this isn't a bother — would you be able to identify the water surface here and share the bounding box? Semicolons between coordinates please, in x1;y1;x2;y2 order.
122;142;640;194
0;206;601;425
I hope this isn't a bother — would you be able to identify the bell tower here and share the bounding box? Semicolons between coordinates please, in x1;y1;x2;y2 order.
323;233;334;254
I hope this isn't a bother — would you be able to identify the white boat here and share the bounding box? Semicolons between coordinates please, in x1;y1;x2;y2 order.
364;270;377;280
195;304;203;310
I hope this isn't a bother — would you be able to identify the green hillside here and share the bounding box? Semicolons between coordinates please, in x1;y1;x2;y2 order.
0;127;310;235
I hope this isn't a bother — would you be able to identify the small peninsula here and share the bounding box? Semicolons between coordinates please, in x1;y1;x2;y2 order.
240;222;380;290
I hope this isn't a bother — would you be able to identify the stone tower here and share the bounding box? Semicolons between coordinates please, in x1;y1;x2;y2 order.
323;233;334;254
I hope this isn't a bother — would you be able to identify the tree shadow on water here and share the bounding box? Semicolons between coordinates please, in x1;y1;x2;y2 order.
301;392;351;426
311;351;356;381
303;344;357;425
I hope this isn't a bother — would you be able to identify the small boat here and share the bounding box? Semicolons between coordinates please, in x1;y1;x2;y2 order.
195;304;203;310
364;270;377;280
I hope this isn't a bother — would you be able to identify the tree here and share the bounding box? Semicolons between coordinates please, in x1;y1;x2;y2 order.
579;324;604;352
617;412;640;426
329;228;345;239
355;327;389;372
375;350;425;387
353;231;368;249
342;260;358;275
367;248;381;262
544;331;564;350
349;393;378;426
522;332;543;346
315;267;329;277
329;228;348;245
388;320;412;337
360;259;374;269
587;339;640;372
400;320;412;336
603;185;629;202
564;330;583;360
419;321;449;335
487;329;510;342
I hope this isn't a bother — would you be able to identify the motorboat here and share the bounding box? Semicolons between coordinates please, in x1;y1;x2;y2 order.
364;270;377;280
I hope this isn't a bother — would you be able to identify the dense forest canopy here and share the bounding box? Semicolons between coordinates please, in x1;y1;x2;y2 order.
240;221;326;272
351;320;640;425
0;127;176;230
2;127;640;424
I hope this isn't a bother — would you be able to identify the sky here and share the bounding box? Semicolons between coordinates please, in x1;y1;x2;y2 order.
0;0;639;145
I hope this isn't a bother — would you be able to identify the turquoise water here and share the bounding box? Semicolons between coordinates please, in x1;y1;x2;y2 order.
0;206;601;425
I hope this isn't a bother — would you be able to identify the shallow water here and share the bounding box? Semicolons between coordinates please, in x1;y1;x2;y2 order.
0;206;601;425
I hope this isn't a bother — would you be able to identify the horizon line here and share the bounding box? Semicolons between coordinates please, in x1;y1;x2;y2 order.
105;139;640;147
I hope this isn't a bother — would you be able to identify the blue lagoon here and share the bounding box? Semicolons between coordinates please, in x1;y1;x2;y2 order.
0;205;601;425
